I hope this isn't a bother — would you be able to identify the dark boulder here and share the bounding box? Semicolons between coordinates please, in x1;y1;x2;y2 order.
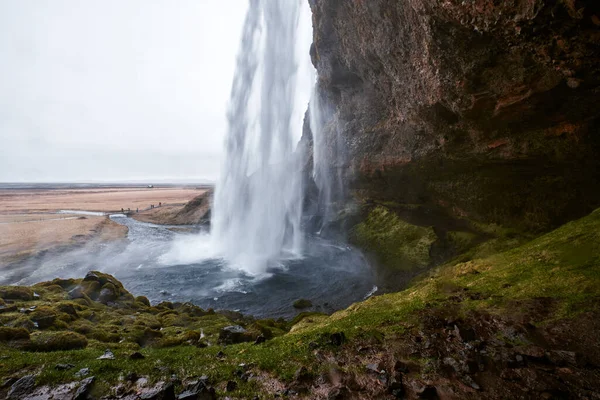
74;376;95;400
218;325;252;345
7;375;36;399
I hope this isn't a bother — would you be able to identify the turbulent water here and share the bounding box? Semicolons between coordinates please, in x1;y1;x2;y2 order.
0;1;377;318
211;0;306;274
0;215;375;318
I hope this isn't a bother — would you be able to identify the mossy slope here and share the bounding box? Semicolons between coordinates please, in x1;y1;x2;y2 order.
1;209;600;398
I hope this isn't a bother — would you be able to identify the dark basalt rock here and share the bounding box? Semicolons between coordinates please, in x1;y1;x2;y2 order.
140;382;175;400
7;375;36;399
74;376;95;400
218;325;252;345
308;0;600;240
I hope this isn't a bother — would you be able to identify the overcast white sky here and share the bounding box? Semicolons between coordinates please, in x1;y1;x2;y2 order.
0;1;255;182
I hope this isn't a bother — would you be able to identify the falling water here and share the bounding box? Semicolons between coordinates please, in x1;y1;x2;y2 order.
309;84;347;234
211;0;305;274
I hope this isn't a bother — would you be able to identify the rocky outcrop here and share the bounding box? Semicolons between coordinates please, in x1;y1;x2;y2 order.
133;190;212;226
309;0;600;234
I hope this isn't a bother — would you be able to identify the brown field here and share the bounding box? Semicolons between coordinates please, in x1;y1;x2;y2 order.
0;187;205;214
0;186;206;265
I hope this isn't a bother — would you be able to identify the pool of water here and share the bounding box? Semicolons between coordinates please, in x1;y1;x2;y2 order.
1;215;376;318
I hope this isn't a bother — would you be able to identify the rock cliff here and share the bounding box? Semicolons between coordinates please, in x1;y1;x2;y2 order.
308;0;600;236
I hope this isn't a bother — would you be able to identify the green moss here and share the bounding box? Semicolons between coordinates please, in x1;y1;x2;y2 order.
0;327;30;341
351;206;437;270
292;299;313;309
0;286;34;301
0;207;598;397
26;331;88;352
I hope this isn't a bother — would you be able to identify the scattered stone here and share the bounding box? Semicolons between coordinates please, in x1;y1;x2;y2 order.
460;375;481;391
226;380;237;392
178;378;216;400
55;363;75;370
366;363;381;373
130;351;146;360
416;385;438;399
74;376;95;400
330;332;346;346
218;325;251;345
292;299;313;309
7;375;36;399
33;292;40;299
97;349;115;360
75;368;90;378
216;351;225;359
254;334;266;345
141;382;175;400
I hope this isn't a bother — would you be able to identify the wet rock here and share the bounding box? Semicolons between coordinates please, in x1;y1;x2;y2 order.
55;363;75;370
178;379;216;400
141;382;175;400
75;368;90;378
330;332;346;346
7;375;36;399
218;325;251;345
130;351;146;360
68;286;86;300
460;375;481;391
97;349;115;360
293;299;313;309
254;334;266;345
98;283;118;304
74;376;95;400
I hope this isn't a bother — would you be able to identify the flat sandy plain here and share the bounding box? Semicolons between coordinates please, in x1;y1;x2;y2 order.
0;186;205;265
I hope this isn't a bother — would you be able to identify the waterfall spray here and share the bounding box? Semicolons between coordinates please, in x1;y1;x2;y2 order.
211;0;305;274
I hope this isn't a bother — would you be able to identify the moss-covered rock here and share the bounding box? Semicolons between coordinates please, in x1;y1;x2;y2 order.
25;331;88;352
352;206;436;271
0;327;30;341
292;299;313;309
0;286;34;301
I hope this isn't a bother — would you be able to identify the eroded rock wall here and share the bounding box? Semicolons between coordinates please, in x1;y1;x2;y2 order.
309;0;600;232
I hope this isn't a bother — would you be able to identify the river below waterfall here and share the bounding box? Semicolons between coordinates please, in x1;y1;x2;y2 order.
2;214;376;318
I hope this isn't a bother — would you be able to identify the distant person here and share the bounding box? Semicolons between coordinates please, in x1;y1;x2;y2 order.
136;208;139;213
121;208;124;213
159;202;162;207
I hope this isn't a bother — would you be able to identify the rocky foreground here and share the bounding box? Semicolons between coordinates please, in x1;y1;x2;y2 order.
1;208;599;399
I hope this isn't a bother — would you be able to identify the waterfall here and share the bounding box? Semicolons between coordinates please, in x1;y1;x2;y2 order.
308;84;347;234
211;0;306;275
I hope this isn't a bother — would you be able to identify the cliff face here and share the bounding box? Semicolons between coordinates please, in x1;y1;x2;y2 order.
309;0;600;233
